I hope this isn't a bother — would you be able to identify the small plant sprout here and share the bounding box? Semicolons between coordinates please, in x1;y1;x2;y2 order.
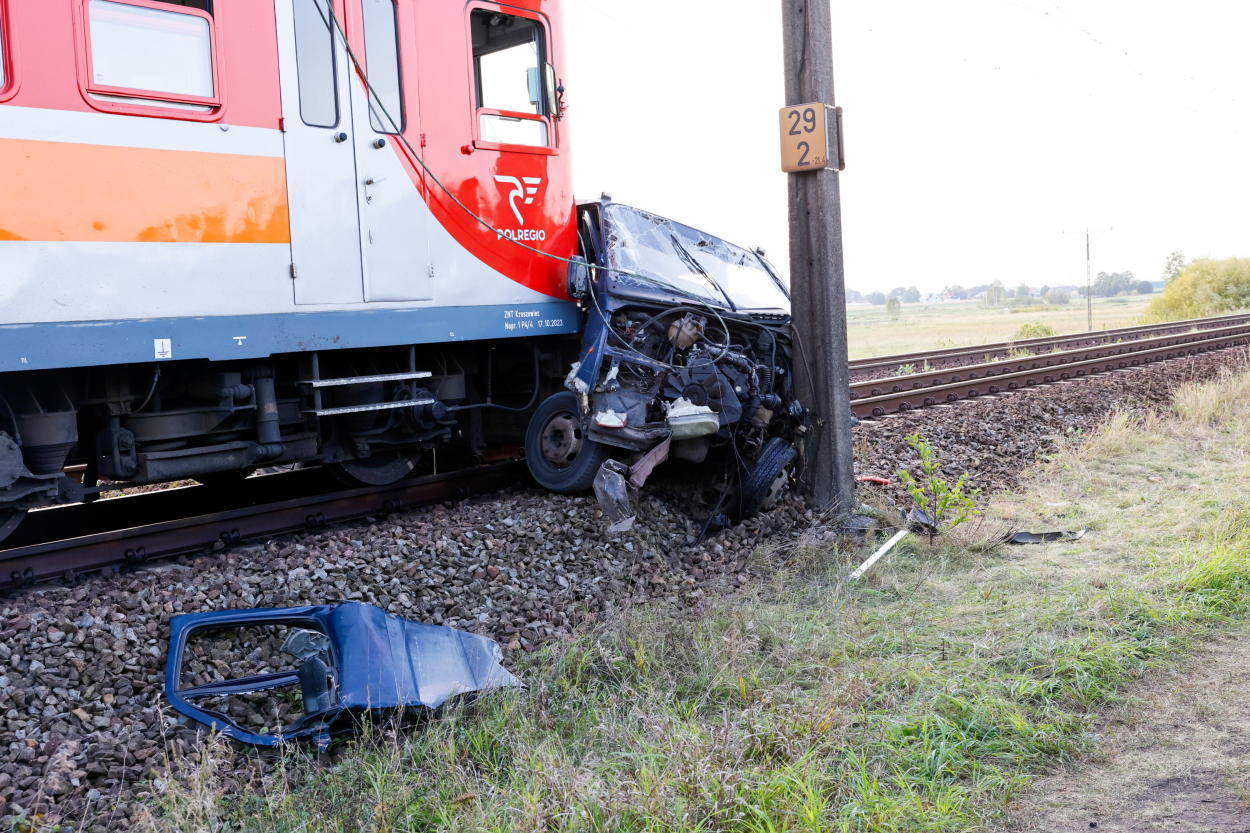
897;433;982;542
894;363;917;376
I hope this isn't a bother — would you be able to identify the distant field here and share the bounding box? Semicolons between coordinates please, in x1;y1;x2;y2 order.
846;295;1156;359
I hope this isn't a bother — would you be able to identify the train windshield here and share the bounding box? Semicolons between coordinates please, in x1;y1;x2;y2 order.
600;204;791;312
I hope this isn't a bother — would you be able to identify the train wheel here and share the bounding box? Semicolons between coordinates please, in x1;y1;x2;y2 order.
525;391;608;494
330;452;422;487
738;438;798;519
0;509;27;544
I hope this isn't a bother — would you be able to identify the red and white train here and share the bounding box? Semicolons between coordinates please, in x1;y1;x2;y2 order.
0;0;800;541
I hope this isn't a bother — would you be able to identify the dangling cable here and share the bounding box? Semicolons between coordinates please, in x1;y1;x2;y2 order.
314;0;719;306
312;1;782;389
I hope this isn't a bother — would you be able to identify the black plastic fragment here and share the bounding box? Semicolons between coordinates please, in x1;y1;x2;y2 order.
905;508;937;535
1004;529;1088;545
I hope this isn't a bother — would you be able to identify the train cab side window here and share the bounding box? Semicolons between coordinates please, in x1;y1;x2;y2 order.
86;0;217;106
293;0;339;127
362;0;404;133
471;9;551;147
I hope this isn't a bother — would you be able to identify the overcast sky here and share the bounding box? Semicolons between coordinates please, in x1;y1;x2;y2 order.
564;1;1250;294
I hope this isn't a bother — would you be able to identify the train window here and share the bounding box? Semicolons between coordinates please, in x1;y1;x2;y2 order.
362;0;403;133
293;0;338;128
471;9;550;147
87;0;215;100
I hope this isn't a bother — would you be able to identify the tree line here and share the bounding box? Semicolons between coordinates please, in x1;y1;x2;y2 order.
849;273;1158;307
847;250;1212;310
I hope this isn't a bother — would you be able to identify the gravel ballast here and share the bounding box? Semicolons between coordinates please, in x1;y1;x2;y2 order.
1;347;1245;831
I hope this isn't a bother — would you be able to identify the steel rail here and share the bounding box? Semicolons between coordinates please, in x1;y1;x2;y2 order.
851;321;1250;400
852;331;1249;418
848;311;1250;376
0;461;523;593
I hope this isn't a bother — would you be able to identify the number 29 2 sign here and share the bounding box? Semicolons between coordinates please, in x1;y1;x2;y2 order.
779;103;841;173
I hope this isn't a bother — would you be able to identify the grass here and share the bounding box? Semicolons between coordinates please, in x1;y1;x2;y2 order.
144;367;1250;833
847;296;1155;359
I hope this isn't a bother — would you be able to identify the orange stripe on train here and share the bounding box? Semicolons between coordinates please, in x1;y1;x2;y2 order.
0;139;290;244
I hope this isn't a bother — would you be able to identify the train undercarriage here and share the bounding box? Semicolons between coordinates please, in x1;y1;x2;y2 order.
0;338;577;541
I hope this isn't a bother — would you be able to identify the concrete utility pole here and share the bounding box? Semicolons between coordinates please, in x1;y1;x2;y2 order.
781;0;855;515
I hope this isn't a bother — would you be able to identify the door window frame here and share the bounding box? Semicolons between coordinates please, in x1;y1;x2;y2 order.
292;0;341;128
361;0;405;134
466;1;557;156
73;0;224;121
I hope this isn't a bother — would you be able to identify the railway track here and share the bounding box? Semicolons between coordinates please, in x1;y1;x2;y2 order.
0;460;522;592
851;322;1250;418
849;310;1250;378
4;313;1248;593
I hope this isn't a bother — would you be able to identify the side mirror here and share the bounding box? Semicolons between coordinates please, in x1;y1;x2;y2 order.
567;255;591;299
545;64;563;119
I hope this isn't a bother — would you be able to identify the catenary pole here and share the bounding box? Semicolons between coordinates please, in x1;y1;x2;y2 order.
781;0;855;515
1085;228;1093;331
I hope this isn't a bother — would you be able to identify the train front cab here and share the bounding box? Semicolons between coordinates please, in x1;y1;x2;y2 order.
0;0;582;538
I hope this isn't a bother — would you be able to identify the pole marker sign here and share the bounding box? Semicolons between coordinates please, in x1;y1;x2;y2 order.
779;103;844;173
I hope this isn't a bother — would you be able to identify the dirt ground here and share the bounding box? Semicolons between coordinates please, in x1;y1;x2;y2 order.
1000;626;1250;832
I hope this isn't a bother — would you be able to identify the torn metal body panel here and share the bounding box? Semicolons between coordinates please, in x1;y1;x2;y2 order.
525;199;805;520
165;602;519;749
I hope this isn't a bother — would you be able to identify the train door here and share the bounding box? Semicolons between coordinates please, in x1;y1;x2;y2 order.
277;0;363;304
276;0;431;305
347;0;432;302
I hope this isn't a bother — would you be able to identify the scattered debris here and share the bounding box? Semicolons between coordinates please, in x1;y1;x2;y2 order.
848;528;909;581
856;475;891;486
165;602;519;749
628;436;672;489
841;514;882;538
1004;528;1088;545
905;507;938;535
593;460;636;533
591;436;674;534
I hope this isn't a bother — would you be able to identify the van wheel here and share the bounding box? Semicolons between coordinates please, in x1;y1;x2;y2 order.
525;392;609;493
739;438;798;518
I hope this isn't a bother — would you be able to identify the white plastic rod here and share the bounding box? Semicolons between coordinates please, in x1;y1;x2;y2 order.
848;529;909;581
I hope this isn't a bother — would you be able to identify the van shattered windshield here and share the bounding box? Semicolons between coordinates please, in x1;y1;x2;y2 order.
600;204;791;313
